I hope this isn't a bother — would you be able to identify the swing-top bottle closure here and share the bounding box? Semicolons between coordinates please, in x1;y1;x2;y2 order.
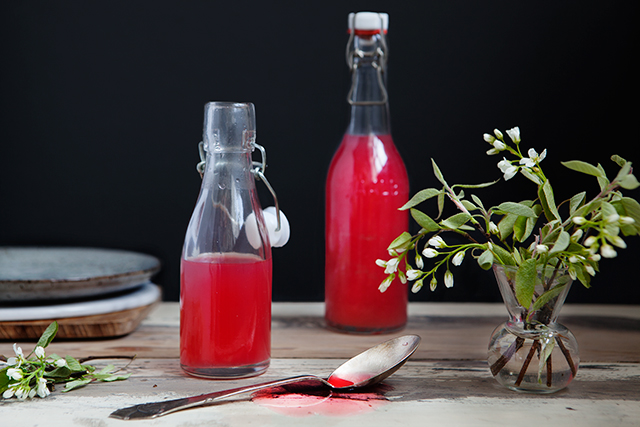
346;12;389;106
195;111;289;247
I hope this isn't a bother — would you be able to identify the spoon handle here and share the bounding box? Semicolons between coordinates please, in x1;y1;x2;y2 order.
109;375;320;420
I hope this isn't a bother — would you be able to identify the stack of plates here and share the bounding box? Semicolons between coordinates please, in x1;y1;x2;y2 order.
0;247;162;339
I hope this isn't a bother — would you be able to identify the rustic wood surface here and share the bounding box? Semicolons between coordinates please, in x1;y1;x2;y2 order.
1;303;639;427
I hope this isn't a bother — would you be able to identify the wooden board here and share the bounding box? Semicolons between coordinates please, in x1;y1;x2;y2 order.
0;302;159;340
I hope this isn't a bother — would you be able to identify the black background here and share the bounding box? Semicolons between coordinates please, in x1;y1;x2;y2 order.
1;1;639;304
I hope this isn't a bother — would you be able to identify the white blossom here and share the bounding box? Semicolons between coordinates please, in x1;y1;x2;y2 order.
493;129;503;139
411;279;424;293
7;368;23;381
452;251;465;266
429;277;438;291
3;386;17;399
519;148;547;168
608;235;627;249
34;346;45;359
600;244;617;258
422;248;439;258
483;133;496;143
497;158;519;180
606;213;621;223
620;216;636;224
428;235;447;248
536;244;549;254
585;265;596;276
506;126;521;143
572;216;587;225
488;222;499;235
571;229;584;242
444;270;454;288
55;358;67;368
493;140;506;151
378;275;394;293
406;270;422;281
415;254;424;269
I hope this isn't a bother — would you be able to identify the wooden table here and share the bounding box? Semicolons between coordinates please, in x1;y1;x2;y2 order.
2;302;639;426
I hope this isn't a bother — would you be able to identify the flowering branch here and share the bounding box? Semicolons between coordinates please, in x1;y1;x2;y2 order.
377;127;640;310
0;322;132;400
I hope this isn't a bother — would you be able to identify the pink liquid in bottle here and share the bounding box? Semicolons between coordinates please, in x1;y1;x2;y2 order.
325;133;409;333
180;252;272;378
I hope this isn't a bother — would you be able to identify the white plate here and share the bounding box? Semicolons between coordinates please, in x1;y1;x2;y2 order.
0;283;161;321
0;247;161;301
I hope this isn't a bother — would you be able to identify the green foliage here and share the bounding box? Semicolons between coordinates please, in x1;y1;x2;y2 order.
1;322;132;400
376;126;640;323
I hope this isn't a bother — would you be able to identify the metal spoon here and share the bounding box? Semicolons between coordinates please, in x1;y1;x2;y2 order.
110;334;420;420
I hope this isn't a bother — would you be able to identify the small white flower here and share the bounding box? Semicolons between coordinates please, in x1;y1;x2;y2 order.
406;270;422;281
7;368;23;381
488;222;499;235
422;248;439;258
36;378;50;398
520;148;547;168
483;133;496;143
444;270;454;288
589;253;601;262
428;236;447;248
569;255;584;264
13;344;23;359
571;229;584;242
584;236;598;247
493;140;506;151
375;259;387;268
620;216;636;224
600;244;617;258
506;126;521;143
497;158;519;180
15;385;29;401
6;357;18;366
378;275;394;293
606;213;621;223
493;129;503;139
536;244;549;254
34;346;46;359
585;265;596;276
383;258;400;274
572;216;587;225
608;235;627;249
411;279;424;293
3;386;16;399
452;251;465;266
429;277;438;291
415;254;424;269
55;358;67;368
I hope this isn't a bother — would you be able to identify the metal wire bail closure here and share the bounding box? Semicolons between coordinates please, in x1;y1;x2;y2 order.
346;12;389;106
196;141;282;232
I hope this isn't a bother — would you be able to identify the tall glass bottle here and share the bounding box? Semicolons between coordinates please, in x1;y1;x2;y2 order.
181;102;272;378
325;12;409;334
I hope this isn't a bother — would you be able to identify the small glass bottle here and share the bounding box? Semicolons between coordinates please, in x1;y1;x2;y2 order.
180;102;272;378
325;12;410;334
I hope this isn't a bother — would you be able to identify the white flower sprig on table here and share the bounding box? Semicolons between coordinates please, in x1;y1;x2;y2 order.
1;322;132;400
377;127;640;310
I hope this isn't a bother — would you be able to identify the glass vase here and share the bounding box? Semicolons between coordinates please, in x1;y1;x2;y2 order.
487;264;579;393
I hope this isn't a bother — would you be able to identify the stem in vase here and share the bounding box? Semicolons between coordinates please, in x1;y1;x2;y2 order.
490;336;524;376
515;339;540;387
556;336;578;377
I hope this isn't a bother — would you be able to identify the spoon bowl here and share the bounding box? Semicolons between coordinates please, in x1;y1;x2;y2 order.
110;334;420;420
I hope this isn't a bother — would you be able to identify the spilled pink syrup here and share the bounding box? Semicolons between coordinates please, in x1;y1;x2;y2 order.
326;376;355;388
251;384;392;417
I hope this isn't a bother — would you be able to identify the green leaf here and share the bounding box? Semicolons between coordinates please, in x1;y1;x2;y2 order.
387;232;413;250
440;212;472;229
619;174;640;190
461;199;478;212
548;231;571;255
614;159;633;182
612;197;640;235
437;192;445;220
451;180;499;190
497;202;538;218
0;368;10;393
569;192;586;215
431;159;448;187
596;163;610;191
520;167;544;185
530;284;568;313
513;216;528;242
515;259;537;308
561;160;607;177
65;356;84;372
491;245;516;266
498;213;517;241
400;188;441;210
611;154;627;167
36;321;59;349
471;194;486;212
477;249;494;270
410;209;440;232
538;180;560;222
63;378;92;392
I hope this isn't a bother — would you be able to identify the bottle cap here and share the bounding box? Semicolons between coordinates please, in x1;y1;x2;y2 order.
245;207;290;249
348;12;389;34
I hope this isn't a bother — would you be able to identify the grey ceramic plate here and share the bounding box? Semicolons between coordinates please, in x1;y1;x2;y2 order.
0;247;161;302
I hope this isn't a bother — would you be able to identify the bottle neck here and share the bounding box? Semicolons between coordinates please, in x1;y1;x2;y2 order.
346;32;390;135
